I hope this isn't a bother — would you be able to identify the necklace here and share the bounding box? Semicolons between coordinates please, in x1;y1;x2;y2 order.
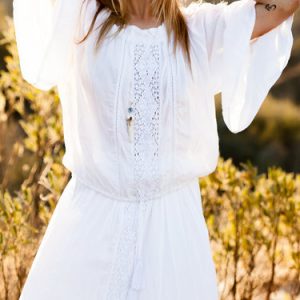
126;101;134;143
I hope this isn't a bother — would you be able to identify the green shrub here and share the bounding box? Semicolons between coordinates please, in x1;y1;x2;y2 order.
0;16;299;300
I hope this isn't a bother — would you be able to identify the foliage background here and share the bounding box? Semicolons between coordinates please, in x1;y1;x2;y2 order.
0;1;300;300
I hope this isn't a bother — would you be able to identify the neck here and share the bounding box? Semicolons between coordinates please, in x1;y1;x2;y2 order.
128;0;153;19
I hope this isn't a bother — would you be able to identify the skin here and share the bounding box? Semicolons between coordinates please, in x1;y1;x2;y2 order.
127;0;162;29
127;0;300;37
252;0;300;39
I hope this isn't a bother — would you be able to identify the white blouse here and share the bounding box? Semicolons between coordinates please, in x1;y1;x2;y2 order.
13;0;294;200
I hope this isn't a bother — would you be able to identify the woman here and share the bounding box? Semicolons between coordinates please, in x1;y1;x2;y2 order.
13;0;298;299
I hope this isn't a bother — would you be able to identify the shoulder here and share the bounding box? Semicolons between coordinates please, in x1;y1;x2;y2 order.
77;1;111;36
180;0;228;35
180;0;228;38
180;0;228;20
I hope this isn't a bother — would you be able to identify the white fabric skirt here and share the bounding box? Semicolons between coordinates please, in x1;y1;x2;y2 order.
19;174;219;300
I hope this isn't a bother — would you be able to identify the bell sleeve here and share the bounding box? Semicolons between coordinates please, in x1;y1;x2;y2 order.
13;0;85;91
186;0;294;133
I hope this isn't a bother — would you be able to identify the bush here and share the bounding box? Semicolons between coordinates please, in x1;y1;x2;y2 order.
0;16;299;300
0;17;70;300
201;159;300;299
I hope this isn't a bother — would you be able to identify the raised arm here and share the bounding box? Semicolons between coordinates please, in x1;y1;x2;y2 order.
13;0;85;90
252;0;300;39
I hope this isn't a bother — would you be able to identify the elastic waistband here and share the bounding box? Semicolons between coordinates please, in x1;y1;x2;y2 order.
70;173;199;203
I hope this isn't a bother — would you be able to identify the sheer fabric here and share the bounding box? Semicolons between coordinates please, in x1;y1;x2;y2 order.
13;0;294;299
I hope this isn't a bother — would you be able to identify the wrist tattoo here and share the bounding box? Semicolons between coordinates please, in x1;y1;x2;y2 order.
265;3;277;11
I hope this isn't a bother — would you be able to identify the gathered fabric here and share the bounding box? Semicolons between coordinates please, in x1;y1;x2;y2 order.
13;0;294;299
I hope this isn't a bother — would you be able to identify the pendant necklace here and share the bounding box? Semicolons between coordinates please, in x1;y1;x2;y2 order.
126;101;134;143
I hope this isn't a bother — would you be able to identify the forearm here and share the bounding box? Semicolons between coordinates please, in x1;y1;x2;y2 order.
254;0;300;15
251;0;299;39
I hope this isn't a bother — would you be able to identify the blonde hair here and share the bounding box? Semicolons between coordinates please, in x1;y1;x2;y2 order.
79;0;192;68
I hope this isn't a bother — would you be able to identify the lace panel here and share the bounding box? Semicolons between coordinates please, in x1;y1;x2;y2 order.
132;43;161;201
106;202;138;300
106;42;161;299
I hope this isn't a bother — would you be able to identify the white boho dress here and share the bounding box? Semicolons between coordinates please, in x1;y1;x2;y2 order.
13;0;294;299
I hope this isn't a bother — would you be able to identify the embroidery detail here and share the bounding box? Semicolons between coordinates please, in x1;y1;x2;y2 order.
106;202;138;299
106;43;161;299
132;43;161;201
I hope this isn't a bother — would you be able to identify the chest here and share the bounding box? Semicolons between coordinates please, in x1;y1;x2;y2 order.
75;27;211;114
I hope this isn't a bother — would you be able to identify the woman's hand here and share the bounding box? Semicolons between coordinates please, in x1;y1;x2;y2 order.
251;0;300;39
